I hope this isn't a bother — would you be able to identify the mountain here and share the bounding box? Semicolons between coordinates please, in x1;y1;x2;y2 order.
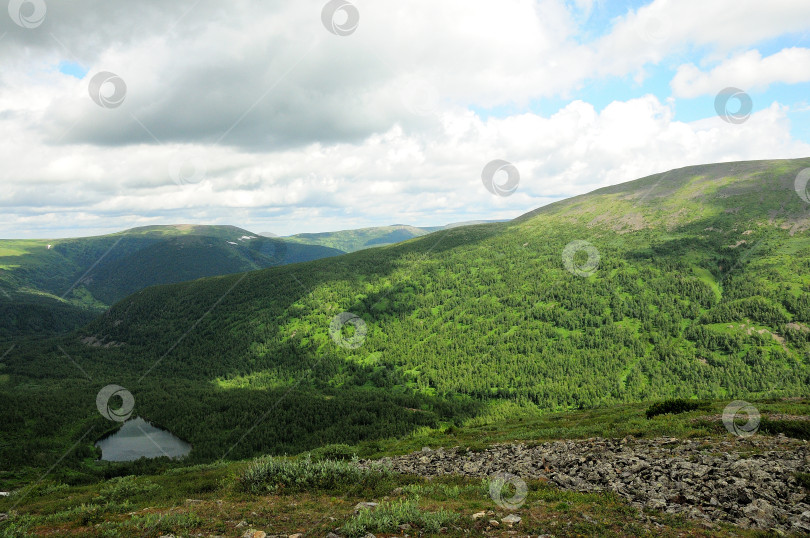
282;221;504;252
0;225;343;336
2;158;810;481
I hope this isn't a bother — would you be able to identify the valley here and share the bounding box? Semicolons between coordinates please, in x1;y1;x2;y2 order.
7;1;810;534
0;225;343;337
1;158;810;536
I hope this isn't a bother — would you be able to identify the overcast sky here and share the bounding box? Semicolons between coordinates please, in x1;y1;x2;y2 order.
2;0;810;238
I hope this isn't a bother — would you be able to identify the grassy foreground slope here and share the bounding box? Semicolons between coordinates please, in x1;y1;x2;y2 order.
2;397;808;537
0;225;343;336
1;158;810;485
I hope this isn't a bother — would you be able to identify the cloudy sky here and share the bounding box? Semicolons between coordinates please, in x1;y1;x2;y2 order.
2;0;810;238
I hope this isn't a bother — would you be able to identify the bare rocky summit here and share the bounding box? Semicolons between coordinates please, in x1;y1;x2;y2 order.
361;436;810;533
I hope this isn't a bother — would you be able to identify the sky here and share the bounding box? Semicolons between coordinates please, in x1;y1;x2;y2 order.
1;0;810;238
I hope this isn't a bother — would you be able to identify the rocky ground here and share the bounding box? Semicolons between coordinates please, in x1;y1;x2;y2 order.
361;435;810;534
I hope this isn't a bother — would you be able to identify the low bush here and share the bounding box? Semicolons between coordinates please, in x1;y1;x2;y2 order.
759;419;810;440
237;456;392;494
340;497;458;538
96;476;160;504
796;472;810;490
646;399;705;419
306;443;357;462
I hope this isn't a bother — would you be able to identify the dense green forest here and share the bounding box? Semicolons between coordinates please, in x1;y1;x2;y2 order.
0;225;343;337
284;224;441;252
1;158;809;486
284;221;502;252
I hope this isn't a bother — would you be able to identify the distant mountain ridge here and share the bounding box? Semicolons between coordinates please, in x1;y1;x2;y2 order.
3;158;810;481
0;224;342;336
279;220;505;252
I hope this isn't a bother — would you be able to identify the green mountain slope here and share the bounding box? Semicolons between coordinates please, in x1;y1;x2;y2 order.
282;221;502;252
282;225;441;252
2;158;810;481
0;225;343;336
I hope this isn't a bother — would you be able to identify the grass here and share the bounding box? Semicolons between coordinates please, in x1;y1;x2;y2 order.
0;468;765;537
759;418;810;440
340;497;459;537
237;456;394;495
2;397;807;536
352;398;810;459
797;472;810;491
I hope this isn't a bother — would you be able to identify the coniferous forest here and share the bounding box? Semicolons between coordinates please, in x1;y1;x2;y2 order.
1;159;810;486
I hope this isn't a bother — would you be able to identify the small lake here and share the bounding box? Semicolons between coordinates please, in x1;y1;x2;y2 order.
95;417;192;462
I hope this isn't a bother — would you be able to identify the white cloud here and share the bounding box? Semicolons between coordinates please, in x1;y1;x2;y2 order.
2;94;807;237
601;0;810;54
1;0;810;237
671;48;810;98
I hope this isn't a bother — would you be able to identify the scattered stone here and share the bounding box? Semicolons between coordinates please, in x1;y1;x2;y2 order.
398;524;411;531
793;510;810;533
422;446;432;453
236;521;248;528
242;531;266;538
358;435;810;532
0;513;7;522
354;502;378;512
326;533;341;538
290;534;303;538
488;520;500;527
471;511;486;520
502;514;522;525
743;498;776;528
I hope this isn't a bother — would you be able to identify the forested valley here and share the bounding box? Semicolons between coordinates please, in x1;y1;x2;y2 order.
1;159;809;486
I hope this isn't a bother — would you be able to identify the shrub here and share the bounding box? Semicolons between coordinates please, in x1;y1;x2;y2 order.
340;497;458;538
402;483;463;499
237;456;392;494
759;419;810;440
306;443;357;462
646;399;705;419
163;461;228;475
796;472;810;490
96;475;160;504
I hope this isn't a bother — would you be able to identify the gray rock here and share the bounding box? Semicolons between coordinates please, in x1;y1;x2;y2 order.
358;435;810;532
502;514;522;525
